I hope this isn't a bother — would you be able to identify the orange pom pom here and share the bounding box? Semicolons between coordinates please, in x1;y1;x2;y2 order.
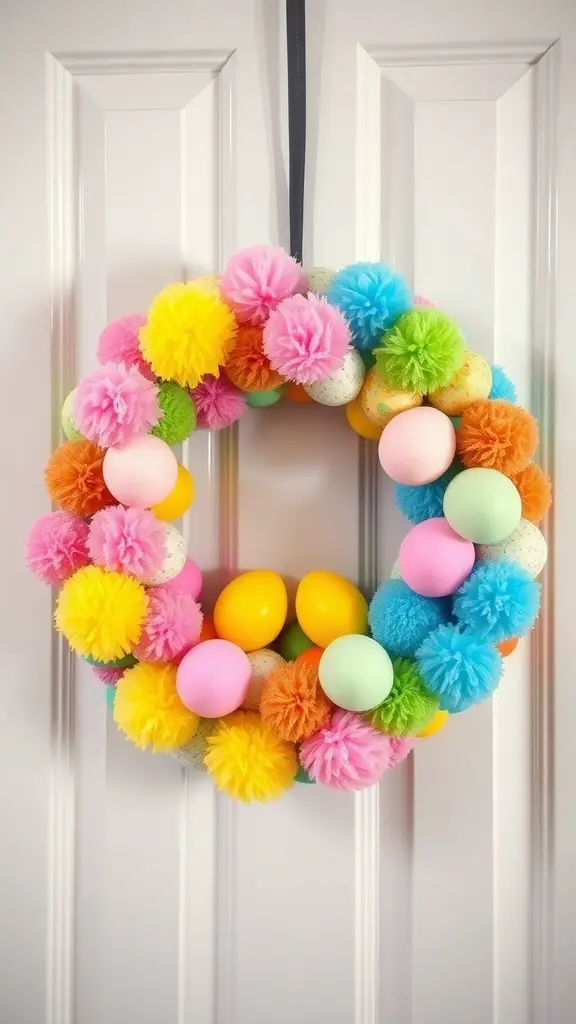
457;399;538;475
225;325;284;392
285;382;313;404
260;661;332;742
45;440;116;518
510;462;552;524
497;637;519;657
295;646;323;672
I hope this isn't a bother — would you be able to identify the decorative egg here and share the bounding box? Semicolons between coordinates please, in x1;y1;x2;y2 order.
143;524;187;585
345;396;382;440
417;709;449;738
296;571;368;648
429;350;492;416
399;517;475;597
243;649;286;710
214;570;288;652
189;274;220;293
61;388;84;441
390;560;402;580
171;718;217;771
443;468;521;544
378;406;456;485
476;519;548;578
245;386;285;408
306;266;336;296
318;634;394;712
360;366;422;427
304;350;365;406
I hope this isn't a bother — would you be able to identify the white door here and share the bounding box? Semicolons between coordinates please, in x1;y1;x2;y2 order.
1;2;574;1023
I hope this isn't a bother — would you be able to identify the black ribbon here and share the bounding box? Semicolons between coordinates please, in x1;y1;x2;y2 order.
286;0;306;263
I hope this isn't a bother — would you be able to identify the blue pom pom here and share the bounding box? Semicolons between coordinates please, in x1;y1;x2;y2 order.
416;624;502;713
327;262;412;350
489;365;517;403
453;559;540;643
394;463;460;525
368;580;451;657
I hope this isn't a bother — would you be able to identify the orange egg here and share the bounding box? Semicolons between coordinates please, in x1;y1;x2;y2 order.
198;616;218;643
295;646;323;672
497;636;519;657
285;382;313;404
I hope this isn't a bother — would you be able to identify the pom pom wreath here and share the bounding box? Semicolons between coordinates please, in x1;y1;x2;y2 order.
259;661;333;743
205;711;298;802
45;440;116;518
299;709;391;791
152;381;196;444
368;658;439;737
74;362;161;448
190;374;247;429
375;310;465;394
394;464;459;525
92;665;124;686
26;512;90;585
134;588;202;663
368;580;451;658
453;559;540;643
139;283;237;388
224;324;283;392
220;244;303;325
55;566;148;662
97;314;153;379
457;400;538;475
327;262;412;350
88;506;166;581
489;365;517;403
114;662;198;752
510;463;552;525
263;293;352;385
416;624;502;713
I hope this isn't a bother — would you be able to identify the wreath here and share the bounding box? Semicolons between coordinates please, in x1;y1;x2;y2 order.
25;248;551;802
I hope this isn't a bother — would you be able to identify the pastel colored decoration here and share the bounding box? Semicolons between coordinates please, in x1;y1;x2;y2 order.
368;657;439;737
389;561;402;580
74;362;161;448
26;511;90;585
510;463;552;526
260;661;332;741
296;571;368;648
306;266;336;296
161;557;202;601
94;666;123;686
225;324;283;392
103;434;178;509
453;560;540;643
97;313;152;378
476;519;547;578
394;462;460;525
45;440;116;518
345;396;383;440
398;517;475;598
327;262;412;349
457;400;538;475
245;387;284;408
417;709;449;739
220;244;304;325
214;570;288;651
134;588;202;663
318;634;393;712
151;464;195;522
375;309;465;394
56;566;148;662
243;648;286;711
88;505;165;580
443;467;521;544
299;709;391;790
177;639;251;718
114;662;198;752
295;646;323;672
152;381;196;445
416;624;502;714
498;636;519;657
190;374;247;430
143;524;187;586
378;406;456;485
368;580;451;658
205;711;298;802
428;350;492;415
304;349;365;406
61;389;84;441
198;616;218;643
359;366;422;428
171;718;217;772
295;763;316;784
105;684;117;710
489;364;517;403
278;621;315;661
263;294;352;385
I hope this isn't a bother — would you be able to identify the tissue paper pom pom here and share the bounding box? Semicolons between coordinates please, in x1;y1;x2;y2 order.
416;624;502;713
26;512;90;585
327;262;412;350
368;580;451;658
74;363;161;448
299;709;390;790
489;365;517;403
263;294;352;385
259;661;332;742
152;381;196;444
510;463;552;525
88;506;165;580
114;662;198;752
97;314;153;379
92;665;124;686
388;735;415;767
139;283;237;388
394;464;459;525
205;711;297;802
45;440;116;517
453;559;540;643
55;566;148;662
134;588;202;663
376;310;465;394
368;658;438;737
190;374;247;429
220;245;303;325
224;324;283;392
457;400;538;475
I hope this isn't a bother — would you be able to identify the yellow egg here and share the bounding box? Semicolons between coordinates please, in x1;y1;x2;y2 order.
428;351;492;416
295;571;368;648
151;464;194;521
345;396;383;440
360;366;422;427
214;570;288;652
417;709;449;738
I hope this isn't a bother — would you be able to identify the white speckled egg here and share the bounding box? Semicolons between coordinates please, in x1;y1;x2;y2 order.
242;648;286;711
476;519;547;578
390;559;403;580
304;350;365;407
306;266;336;296
144;523;187;585
171;718;217;771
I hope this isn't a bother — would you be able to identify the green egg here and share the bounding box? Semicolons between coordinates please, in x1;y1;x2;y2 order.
318;634;393;712
105;685;116;711
295;764;316;784
245;386;285;408
278;621;314;661
443;467;521;544
61;389;84;441
83;653;137;670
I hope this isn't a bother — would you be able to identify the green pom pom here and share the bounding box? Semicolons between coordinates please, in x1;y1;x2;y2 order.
152;381;196;444
368;656;438;736
375;310;465;394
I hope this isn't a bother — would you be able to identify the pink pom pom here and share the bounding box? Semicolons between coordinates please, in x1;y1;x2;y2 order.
134;588;203;663
88;506;165;580
92;666;124;686
97;314;154;379
190;374;247;430
74;362;161;448
299;710;391;791
388;736;415;768
26;512;90;585
413;295;435;308
263;294;352;385
220;245;304;325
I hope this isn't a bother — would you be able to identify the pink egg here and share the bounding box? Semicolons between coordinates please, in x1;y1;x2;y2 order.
399;517;475;597
176;639;251;717
378;406;456;485
103;434;178;508
161;557;203;601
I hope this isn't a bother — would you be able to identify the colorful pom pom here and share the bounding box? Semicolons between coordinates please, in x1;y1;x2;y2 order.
457;399;538;475
368;658;438;737
453;559;540;643
45;440;116;518
388;735;415;767
327;262;412;350
263;294;352;385
375;310;465;394
152;381;196;445
55;566;148;662
205;711;298;802
114;662;198;752
134;588;202;663
489;365;517;403
368;580;451;658
88;506;166;580
97;314;153;379
259;661;332;742
394;464;460;525
224;324;283;392
299;709;391;791
220;244;303;325
510;463;552;525
26;512;90;585
416;623;502;713
92;665;124;686
190;374;247;429
74;362;161;448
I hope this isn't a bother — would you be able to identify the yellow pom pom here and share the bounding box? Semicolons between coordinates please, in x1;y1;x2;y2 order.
114;662;199;752
55;566;147;662
139;283;237;388
205;711;297;803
